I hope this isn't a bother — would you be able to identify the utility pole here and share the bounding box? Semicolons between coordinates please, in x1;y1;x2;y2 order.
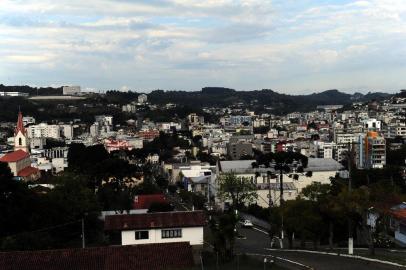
267;174;272;210
207;175;210;209
279;168;284;206
81;218;85;249
278;167;284;246
347;142;353;255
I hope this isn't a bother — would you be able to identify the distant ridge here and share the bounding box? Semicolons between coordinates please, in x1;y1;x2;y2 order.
0;83;394;114
147;87;393;113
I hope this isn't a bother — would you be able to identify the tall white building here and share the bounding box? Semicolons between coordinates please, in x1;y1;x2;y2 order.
60;125;73;139
313;141;335;159
28;123;60;139
356;131;386;169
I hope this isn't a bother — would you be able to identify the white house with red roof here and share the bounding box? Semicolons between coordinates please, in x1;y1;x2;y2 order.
0;111;39;181
104;211;206;247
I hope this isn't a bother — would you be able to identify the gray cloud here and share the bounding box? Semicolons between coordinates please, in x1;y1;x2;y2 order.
0;0;406;93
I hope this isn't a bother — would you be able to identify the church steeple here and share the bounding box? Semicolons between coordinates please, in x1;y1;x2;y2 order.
14;110;29;153
15;110;26;136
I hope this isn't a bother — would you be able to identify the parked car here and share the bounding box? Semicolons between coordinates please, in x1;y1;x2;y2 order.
242;219;254;228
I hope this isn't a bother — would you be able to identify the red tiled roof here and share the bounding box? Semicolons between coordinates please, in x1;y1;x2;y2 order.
105;211;206;231
18;166;39;177
133;194;167;209
0;242;194;270
0;150;29;162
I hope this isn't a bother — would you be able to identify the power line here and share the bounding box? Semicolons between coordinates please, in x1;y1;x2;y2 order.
2;219;82;240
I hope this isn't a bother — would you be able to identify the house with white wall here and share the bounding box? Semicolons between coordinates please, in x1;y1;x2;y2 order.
390;203;406;247
104;211;206;247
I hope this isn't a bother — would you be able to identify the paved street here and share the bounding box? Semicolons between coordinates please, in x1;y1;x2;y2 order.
236;226;406;270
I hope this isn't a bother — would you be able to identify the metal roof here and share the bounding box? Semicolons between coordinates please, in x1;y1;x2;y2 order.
219;160;256;171
305;158;343;172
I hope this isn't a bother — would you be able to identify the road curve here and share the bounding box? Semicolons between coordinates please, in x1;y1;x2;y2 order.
236;227;405;270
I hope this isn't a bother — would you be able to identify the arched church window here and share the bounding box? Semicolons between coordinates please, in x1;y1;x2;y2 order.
19;138;22;146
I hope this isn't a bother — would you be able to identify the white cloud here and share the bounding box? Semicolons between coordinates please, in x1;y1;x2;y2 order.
0;0;405;92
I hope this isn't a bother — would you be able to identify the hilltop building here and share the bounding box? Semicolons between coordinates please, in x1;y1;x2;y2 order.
62;86;81;95
138;94;148;104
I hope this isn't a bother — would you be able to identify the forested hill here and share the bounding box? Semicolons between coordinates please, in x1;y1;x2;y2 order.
147;88;392;113
0;84;393;114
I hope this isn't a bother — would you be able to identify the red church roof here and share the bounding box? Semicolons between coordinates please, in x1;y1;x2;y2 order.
0;150;29;162
18;166;39;177
15;111;26;136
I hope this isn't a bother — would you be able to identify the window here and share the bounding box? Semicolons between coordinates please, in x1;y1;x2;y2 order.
18;138;22;146
135;230;149;240
162;229;182;238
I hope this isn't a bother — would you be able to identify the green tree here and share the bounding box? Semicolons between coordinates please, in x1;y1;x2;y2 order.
283;198;323;249
45;173;102;247
209;212;239;259
301;182;344;249
0;170;103;251
155;175;169;190
217;173;257;209
0;163;38;242
97;181;133;211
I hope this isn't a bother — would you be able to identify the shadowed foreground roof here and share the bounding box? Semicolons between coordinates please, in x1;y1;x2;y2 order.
0;242;194;270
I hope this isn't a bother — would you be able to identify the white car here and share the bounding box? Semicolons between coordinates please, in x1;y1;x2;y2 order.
242;219;254;228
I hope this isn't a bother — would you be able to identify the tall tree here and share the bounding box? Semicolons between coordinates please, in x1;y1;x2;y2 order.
301;182;344;249
283;198;323;249
217;173;257;209
0;163;38;240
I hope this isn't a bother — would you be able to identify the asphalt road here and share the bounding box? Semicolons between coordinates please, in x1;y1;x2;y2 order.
236;226;406;270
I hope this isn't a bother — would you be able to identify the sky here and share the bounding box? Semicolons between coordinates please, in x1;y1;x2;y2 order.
0;0;406;94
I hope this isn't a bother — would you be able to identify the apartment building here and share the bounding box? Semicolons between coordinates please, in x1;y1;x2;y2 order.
356;131;386;169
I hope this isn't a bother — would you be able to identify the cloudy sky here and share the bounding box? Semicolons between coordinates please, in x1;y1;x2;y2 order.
1;0;406;93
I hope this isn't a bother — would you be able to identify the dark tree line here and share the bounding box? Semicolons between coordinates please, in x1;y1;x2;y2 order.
0;163;102;251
